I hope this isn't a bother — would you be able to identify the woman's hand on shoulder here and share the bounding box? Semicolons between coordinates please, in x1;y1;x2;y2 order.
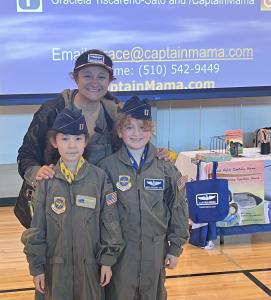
35;164;55;181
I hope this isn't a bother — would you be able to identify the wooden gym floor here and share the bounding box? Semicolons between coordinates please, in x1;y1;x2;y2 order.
0;206;271;300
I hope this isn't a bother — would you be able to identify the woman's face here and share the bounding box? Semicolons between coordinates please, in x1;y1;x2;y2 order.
75;65;111;102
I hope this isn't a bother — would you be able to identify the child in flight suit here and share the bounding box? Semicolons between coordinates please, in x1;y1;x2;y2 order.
99;96;189;300
21;108;124;300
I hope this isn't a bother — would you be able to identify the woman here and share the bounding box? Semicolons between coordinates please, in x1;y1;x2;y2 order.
15;49;169;228
15;49;119;228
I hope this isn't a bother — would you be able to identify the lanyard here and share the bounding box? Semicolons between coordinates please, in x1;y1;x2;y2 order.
127;145;148;170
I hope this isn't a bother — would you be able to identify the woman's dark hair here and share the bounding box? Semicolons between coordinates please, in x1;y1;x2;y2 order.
104;91;119;103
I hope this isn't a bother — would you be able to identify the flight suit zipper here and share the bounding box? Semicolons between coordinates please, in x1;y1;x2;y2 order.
68;183;76;299
136;169;142;299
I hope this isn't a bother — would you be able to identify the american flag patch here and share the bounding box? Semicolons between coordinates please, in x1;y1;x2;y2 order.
106;192;117;206
177;175;188;191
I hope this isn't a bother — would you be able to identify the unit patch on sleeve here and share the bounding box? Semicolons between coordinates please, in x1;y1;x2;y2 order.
51;197;66;214
116;175;132;191
76;195;96;209
106;192;117;206
144;179;164;190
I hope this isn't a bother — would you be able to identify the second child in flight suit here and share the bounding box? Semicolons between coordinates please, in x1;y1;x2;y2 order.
99;96;189;300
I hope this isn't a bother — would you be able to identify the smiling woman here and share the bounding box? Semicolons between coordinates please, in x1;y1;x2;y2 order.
18;49;117;179
14;49;119;228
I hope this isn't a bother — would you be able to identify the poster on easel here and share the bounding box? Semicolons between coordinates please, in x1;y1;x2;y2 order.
203;160;271;227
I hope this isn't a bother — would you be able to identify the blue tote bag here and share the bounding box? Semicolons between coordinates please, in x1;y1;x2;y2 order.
185;161;229;223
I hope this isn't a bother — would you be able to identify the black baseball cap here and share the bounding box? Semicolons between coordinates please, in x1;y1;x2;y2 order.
74;49;113;75
118;96;152;120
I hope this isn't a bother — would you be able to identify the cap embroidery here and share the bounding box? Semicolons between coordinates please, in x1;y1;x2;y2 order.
87;54;105;64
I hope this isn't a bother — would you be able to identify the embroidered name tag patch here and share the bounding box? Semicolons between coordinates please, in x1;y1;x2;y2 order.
144;179;164;190
76;195;96;209
51;197;66;214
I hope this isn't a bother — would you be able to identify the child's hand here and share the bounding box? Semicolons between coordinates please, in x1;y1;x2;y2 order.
100;265;112;287
33;273;45;294
35;164;55;180
164;254;179;269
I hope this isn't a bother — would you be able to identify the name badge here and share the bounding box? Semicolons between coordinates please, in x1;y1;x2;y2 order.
144;178;164;190
76;195;96;209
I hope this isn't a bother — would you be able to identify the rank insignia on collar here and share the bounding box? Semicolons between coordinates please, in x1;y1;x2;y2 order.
116;175;132;191
51;197;66;214
144;178;164;190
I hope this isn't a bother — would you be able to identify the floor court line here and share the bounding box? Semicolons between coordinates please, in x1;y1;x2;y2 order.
1;268;271;295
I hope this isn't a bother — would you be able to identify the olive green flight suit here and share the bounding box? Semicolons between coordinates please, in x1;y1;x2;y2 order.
22;160;124;300
99;143;189;300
